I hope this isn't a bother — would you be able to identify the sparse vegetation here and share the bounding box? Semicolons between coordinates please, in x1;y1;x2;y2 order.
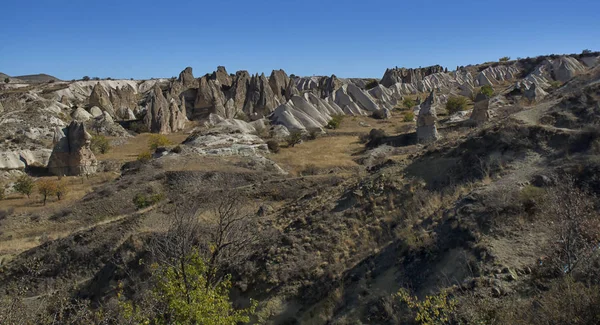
4;78;9;84
129;121;149;134
266;140;280;153
480;84;494;97
286;131;303;147
55;179;68;201
14;174;35;198
91;134;111;154
148;134;171;150
327;115;344;129
37;179;57;205
499;56;511;62
364;80;379;90
0;184;5;200
396;288;457;325
137;150;152;162
82;76;90;81
133;191;164;209
403;111;415;122
549;80;562;89
403;98;416;109
446;96;469;114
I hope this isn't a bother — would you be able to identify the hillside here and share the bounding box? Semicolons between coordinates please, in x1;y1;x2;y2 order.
0;52;599;324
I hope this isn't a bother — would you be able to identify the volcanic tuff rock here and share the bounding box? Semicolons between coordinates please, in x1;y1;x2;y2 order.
211;66;232;88
244;73;278;118
144;85;187;134
417;90;440;143
0;150;52;171
470;98;490;125
88;83;115;117
178;66;197;87
380;65;445;87
47;121;98;176
228;70;251;111
109;84;138;119
71;107;93;122
269;69;291;101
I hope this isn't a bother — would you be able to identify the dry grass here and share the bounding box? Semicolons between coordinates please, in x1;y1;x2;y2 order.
97;133;189;162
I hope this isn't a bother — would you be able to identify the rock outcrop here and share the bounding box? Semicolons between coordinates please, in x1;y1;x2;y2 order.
470;98;490;125
381;65;445;87
416;91;441;143
88;83;115;117
47;122;98;176
244;73;278;118
71;107;93;122
178;67;197;87
109;84;137;119
211;66;232;88
269;69;291;101
144;85;187;134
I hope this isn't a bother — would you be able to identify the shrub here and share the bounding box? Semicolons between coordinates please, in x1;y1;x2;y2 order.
358;133;370;144
14;175;35;198
366;128;388;148
480;85;494;97
55;179;69;201
499;56;511;62
0;184;5;200
396;288;456;325
582;49;592;54
137;150;152;163
37;179;57;205
446;96;469;114
307;130;320;140
171;145;182;154
286;131;303;147
130;121;149;134
372;109;388;119
520;185;546;216
403;111;415;122
327;115;344;129
118;249;256;324
402;98;416;109
234;111;249;122
91;135;111;154
133;192;164;209
266;140;280;153
549;80;562;89
92;77;100;80
4;78;9;84
82;76;90;81
148;134;171;150
302;164;319;176
365;80;379;90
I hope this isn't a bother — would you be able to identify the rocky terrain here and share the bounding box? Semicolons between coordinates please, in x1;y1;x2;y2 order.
1;51;600;324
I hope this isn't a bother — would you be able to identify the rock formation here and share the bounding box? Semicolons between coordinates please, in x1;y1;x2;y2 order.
109;84;137;119
211;66;232;88
178;66;197;87
470;98;490;125
89;106;103;117
244;73;278;118
228;70;251;112
416;91;440;143
47;121;98;176
88;83;115;117
71;107;93;122
144;85;187;134
381;65;445;87
269;69;290;100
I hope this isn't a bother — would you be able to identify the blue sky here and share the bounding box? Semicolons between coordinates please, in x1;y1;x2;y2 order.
1;0;598;79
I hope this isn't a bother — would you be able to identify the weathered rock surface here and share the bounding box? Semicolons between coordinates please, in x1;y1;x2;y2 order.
269;69;291;101
470;98;490;125
417;91;440;143
381;65;445;87
178;67;197;88
88;83;115;117
244;73;278;118
71;107;93;122
0;150;52;170
144;85;187;134
47;122;97;176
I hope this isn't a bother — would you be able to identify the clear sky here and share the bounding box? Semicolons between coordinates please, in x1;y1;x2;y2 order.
1;0;598;80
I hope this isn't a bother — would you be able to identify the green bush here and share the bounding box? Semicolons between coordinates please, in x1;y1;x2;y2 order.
148;134;171;150
133;192;164;209
14;175;35;198
302;164;319;176
266;140;280;153
137;150;152;163
4;78;9;84
549;80;562;89
0;184;6;200
91;135;111;154
129;121;149;134
445;96;469;114
286;131;303;147
499;56;511;62
118;249;256;324
327;115;344;129
402;98;416;109
82;76;90;81
396;288;457;325
480;85;494;98
403;111;415;122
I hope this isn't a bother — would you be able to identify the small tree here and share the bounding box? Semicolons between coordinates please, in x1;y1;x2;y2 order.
327;115;344;129
55;179;69;201
446;96;469;114
267;140;280;153
37;179;57;205
403;111;415;122
14;175;35;198
137;150;152;163
91;135;111;154
148;134;171;151
582;49;592;55
4;78;9;84
286;131;303;147
82;76;90;81
499;56;511;62
480;85;494;98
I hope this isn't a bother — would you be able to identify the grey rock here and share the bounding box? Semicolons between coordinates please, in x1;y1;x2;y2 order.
416;90;440;143
47;121;98;176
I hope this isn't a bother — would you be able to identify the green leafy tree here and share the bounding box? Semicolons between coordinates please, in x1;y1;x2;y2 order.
327;115;344;129
445;96;469;114
286;131;303;147
396;288;456;325
91;135;111;154
14;175;35;198
4;77;9;84
120;250;256;324
37;179;57;205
